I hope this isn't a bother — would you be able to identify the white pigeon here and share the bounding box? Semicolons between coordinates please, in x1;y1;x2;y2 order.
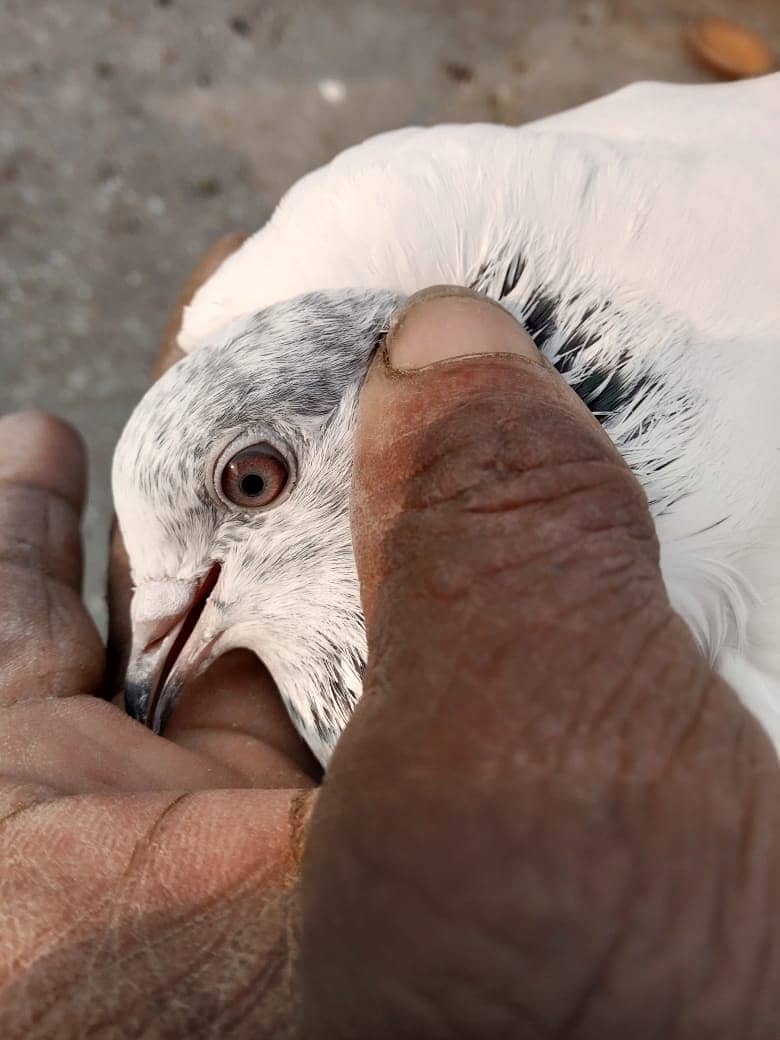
113;74;780;767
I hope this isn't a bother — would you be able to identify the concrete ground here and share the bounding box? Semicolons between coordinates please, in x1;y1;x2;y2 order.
1;0;778;628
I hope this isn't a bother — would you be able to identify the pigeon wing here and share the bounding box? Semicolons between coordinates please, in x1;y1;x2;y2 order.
179;74;780;353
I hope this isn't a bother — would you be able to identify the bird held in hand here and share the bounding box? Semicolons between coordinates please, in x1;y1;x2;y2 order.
113;75;780;766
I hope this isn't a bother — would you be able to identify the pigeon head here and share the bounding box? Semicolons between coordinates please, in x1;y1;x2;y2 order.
112;288;401;765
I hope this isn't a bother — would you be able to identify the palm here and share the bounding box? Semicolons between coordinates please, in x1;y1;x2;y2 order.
0;426;314;1040
0;237;316;1037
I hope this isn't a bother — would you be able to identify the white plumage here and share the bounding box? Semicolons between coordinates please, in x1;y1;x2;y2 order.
113;75;780;765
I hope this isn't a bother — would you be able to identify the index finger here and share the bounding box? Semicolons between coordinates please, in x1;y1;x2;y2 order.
0;410;103;703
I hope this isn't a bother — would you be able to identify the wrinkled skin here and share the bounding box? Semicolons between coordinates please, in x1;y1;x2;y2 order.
1;239;780;1039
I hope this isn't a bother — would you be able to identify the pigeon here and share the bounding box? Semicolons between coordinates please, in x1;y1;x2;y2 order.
113;74;780;767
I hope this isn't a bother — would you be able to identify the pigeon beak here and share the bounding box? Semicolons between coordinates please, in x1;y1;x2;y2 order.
124;563;223;733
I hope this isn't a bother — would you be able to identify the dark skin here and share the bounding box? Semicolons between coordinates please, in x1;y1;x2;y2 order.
1;240;779;1039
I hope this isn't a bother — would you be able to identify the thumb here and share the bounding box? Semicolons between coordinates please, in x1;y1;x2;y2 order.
302;288;779;1037
353;285;660;632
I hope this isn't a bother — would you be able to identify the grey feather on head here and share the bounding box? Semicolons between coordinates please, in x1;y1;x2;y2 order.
113;288;402;765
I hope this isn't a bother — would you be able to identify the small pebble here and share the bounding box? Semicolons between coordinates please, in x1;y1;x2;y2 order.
688;17;774;79
193;175;223;198
229;15;251;37
145;195;166;217
442;60;473;83
318;78;347;104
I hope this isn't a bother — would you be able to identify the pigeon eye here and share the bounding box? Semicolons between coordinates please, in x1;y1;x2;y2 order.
219;443;290;509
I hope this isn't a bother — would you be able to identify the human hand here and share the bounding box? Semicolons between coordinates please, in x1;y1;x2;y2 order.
2;265;779;1039
301;288;780;1037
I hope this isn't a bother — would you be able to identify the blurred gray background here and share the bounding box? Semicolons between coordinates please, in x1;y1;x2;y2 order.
2;0;778;627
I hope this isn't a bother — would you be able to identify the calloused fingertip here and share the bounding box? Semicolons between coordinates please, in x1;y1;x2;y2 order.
0;410;88;513
384;289;540;371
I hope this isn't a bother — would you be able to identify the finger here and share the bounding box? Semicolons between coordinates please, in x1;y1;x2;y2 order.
105;649;321;784
302;289;780;1035
108;649;320;785
0;411;103;703
161;651;321;782
1;682;316;793
353;288;666;686
153;231;248;379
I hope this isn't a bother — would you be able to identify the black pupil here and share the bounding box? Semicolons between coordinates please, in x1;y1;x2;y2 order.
240;473;265;497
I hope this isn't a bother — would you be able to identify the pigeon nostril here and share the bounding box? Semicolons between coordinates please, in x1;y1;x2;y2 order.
135;563;222;654
140;609;192;653
144;625;178;654
154;562;222;692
